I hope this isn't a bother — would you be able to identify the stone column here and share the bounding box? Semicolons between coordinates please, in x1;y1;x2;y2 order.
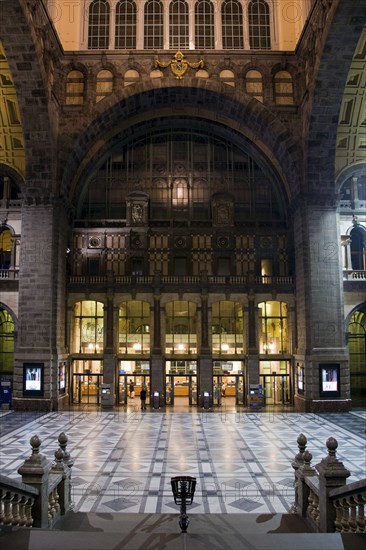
293;197;350;412
151;290;164;405
199;293;212;406
103;294;115;390
13;201;60;411
247;292;259;387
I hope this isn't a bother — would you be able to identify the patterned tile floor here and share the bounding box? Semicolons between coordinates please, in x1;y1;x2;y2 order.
1;404;365;516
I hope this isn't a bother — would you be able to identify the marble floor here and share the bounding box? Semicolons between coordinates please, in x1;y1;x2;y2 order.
0;404;365;516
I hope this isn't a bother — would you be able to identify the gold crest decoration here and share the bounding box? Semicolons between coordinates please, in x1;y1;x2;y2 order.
156;50;204;79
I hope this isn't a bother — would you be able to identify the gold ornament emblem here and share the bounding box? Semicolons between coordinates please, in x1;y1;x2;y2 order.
156;50;204;79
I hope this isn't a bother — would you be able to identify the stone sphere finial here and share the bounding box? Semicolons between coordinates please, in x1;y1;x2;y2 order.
297;433;307;447
55;448;64;462
58;432;68;446
326;437;338;457
303;449;312;465
30;435;41;454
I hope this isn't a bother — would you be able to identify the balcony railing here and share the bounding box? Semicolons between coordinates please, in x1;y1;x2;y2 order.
343;270;366;281
0;268;19;280
69;274;293;288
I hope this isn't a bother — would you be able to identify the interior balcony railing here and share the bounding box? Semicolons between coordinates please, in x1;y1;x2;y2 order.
0;268;19;280
68;273;294;291
343;269;366;281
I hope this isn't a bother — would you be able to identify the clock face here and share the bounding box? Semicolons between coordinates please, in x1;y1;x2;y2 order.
82;321;103;342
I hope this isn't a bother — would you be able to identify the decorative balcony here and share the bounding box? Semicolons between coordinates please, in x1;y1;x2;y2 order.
68;273;294;292
343;270;366;280
0;268;19;280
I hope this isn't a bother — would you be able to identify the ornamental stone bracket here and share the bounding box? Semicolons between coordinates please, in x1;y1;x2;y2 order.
155;50;204;79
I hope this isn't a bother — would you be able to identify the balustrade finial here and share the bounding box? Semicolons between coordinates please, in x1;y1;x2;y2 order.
30;435;41;455
326;437;338;457
58;432;73;468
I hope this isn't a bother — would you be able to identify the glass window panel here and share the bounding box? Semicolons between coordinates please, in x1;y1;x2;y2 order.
274;71;294;105
144;0;163;49
119;301;150;354
88;0;110;50
0;308;15;373
170;0;189;50
73;300;104;353
165;301;197;354
222;0;243;49
212;301;244;354
249;0;271;50
115;0;136;49
258;301;288;354
195;0;214;49
77;130;285;223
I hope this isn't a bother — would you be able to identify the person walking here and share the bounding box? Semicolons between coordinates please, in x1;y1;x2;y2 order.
129;379;135;398
140;385;147;410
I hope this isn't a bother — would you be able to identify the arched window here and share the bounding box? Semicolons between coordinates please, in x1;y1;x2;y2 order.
348;309;366;404
165;301;197;355
212;301;244;354
65;70;85;105
258;301;288;354
0;174;21;201
0;228;12;269
144;0;163;50
248;0;271;50
274;70;294;104
0;307;14;375
222;0;243;50
124;68;140;87
119;301;150;354
350;225;366;270
245;69;264;102
96;69;113;102
172;178;189;210
219;69;235;87
73;300;104;354
88;0;110;50
170;0;189;50
195;0;214;49
115;0;136;50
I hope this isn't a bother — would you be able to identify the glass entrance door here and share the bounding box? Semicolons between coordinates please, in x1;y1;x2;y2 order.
72;373;103;404
117;360;151;405
212;374;245;406
71;359;103;404
165;360;198;407
260;374;291;405
117;374;151;405
165;375;198;407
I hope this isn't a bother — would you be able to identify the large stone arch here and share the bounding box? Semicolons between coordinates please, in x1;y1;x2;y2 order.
59;78;302;204
306;0;366;192
0;0;56;197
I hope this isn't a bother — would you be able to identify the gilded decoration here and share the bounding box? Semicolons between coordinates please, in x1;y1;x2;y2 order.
156;51;204;80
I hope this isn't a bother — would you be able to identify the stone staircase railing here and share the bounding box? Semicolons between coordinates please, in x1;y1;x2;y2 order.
291;433;366;533
0;432;73;529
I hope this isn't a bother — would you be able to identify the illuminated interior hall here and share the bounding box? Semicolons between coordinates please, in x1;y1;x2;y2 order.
0;0;365;413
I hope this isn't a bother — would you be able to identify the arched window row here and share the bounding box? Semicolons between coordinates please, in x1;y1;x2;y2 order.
65;65;294;105
87;0;272;51
0;306;15;376
71;299;290;356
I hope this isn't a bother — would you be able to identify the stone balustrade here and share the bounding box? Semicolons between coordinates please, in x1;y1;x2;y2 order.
343;269;366;281
0;268;19;280
69;273;293;289
0;476;37;527
0;432;73;529
292;433;366;533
